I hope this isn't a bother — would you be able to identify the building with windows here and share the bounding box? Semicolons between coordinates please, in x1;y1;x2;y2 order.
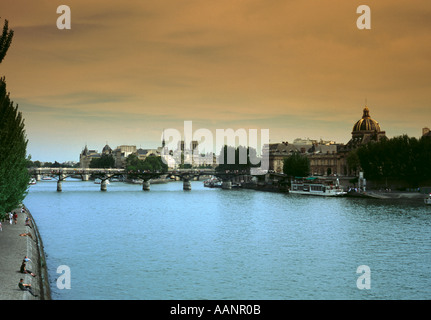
79;145;102;168
80;144;138;168
345;106;386;149
266;105;386;176
263;142;299;173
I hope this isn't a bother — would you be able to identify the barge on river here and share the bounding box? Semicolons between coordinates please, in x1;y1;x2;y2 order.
290;177;347;197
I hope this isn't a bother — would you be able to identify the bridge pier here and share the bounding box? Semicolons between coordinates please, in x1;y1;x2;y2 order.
222;181;232;190
143;180;150;191
183;179;191;191
101;179;108;191
82;174;90;181
57;180;62;192
35;174;41;181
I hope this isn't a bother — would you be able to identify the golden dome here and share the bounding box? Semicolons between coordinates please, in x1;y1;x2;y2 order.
352;107;381;133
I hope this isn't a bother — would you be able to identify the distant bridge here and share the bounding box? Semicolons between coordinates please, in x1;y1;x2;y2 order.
28;167;271;192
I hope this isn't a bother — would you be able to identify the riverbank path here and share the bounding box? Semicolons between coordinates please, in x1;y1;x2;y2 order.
0;208;41;300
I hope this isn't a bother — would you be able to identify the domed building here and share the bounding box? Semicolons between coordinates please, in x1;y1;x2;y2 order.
307;105;387;176
347;106;386;148
267;105;387;177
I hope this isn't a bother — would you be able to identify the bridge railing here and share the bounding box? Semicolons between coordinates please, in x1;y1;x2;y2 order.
28;167;270;177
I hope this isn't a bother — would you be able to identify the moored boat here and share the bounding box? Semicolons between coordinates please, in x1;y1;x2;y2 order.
425;194;431;205
204;177;222;188
290;177;347;197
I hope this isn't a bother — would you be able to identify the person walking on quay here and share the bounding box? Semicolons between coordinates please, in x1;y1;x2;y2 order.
9;212;13;224
13;212;18;224
18;279;38;297
20;261;36;277
0;221;2;231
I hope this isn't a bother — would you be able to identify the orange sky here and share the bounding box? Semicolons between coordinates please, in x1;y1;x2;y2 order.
0;0;430;161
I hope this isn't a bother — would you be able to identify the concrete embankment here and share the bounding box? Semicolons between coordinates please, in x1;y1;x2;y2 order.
0;206;51;300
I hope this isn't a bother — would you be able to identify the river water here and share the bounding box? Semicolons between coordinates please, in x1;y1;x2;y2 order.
24;179;431;300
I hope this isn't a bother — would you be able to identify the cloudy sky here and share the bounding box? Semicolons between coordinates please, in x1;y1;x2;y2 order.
0;0;430;162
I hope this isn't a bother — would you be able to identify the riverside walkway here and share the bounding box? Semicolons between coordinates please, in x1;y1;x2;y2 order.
0;207;50;300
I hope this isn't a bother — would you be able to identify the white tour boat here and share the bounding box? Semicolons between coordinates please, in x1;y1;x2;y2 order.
425;194;431;205
290;177;347;197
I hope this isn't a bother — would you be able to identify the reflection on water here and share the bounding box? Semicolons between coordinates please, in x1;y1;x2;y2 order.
25;179;431;300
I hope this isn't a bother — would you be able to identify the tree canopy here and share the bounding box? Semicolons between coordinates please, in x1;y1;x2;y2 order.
283;151;310;178
215;145;260;172
89;154;115;169
356;134;431;187
125;154;168;173
0;78;29;215
0;18;29;218
0;19;14;64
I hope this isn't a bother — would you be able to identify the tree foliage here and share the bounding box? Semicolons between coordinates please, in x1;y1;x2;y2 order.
26;160;79;168
0;19;28;218
0;78;29;215
356;135;431;187
0;19;14;64
346;148;361;175
283;152;310;178
89;154;115;168
215;145;260;172
125;154;168;173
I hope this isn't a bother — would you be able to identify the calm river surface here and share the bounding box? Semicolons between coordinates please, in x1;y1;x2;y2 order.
24;179;431;300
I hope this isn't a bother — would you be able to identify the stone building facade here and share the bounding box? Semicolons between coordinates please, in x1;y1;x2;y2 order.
266;106;386;176
80;144;140;168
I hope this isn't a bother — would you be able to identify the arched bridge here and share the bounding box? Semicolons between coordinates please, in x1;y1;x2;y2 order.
28;168;257;192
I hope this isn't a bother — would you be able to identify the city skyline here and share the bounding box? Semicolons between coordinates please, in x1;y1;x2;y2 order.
0;0;430;162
